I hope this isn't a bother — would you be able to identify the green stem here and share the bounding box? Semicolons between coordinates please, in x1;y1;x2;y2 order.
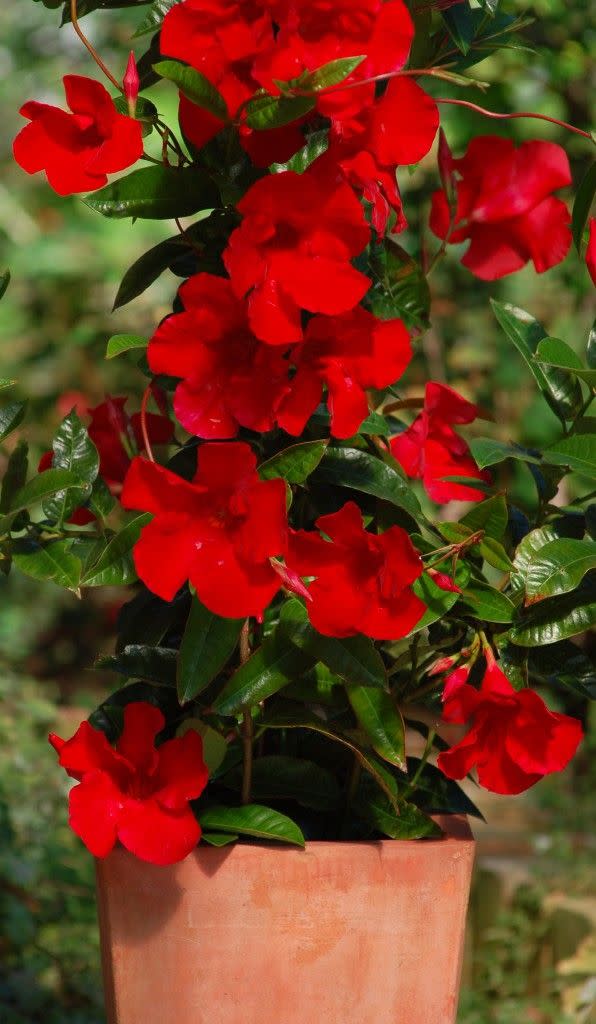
240;620;253;806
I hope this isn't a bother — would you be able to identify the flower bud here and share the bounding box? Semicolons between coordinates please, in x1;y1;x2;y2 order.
123;51;140;117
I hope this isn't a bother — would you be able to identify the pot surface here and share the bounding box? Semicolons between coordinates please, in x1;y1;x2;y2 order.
97;814;475;1024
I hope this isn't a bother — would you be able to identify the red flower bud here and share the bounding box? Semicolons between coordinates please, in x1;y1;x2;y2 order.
123;51;140;116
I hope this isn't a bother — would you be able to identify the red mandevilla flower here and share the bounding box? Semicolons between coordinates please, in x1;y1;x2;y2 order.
430;136;572;280
147;274;291;439
276;306;412;438
13;75;143;196
87;396;174;491
390;381;490;503
223;168;371;345
437;654;583;795
587;217;596;286
289;501;426;639
49;702;208;865
121;441;288;618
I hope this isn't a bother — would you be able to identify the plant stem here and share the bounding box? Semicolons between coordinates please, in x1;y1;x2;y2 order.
240;620;253;806
404;729;436;798
139;385;156;463
435;97;594;142
70;0;121;91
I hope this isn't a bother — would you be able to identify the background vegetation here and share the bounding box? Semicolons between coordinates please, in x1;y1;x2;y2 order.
0;1;594;1021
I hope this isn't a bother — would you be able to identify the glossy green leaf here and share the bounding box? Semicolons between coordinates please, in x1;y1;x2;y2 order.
279;600;387;688
271;129;329;174
245;91;315;131
368;238;431;331
408;569;467;634
213;634;313;716
543;419;596;477
134;0;181;36
153;60;228;120
106;334;147;359
509;586;596;646
98;644;178;686
406;760;484;820
199;804;305;846
469;438;542;469
260;707;399;808
0;442;28;515
524;538;596;603
314;447;422;520
459;581;515;623
43;412;99;524
572;162;596;254
0;269;10;301
441;4;480;53
88;477;116;520
348;687;405;769
0;402;26;443
201;832;238;847
12;539;81;590
237;755;341;811
178;719;229;772
259;440;328;484
113;95;158;137
511;524;568;600
491;300;583;423
8;469;82;514
113;225;204;309
461;493;508;540
177;598;242;703
81;513;150;587
535;337;596;387
353;781;440;839
85;165;218;220
307;55;365;90
529;640;596;699
479;536;515;572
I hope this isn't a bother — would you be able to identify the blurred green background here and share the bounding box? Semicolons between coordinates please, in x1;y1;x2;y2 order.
0;2;594;1021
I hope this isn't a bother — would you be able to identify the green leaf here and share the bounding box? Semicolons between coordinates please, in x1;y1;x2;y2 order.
478;536;515;572
238;755;341;811
368;239;431;331
509;586;596;646
510;524;570;600
43;412;99;524
461;493;508;540
491;300;583;423
199;804;305;846
88;477;116;520
535;337;596;388
307;55;365;90
408;566;469;634
177;598;242;703
0;402;26;443
113;95;158;137
113;225;204;309
441;4;480;54
459;581;515;623
134;0;180;35
572;162;596;254
524;538;596;603
259;440;328;484
544;419;596;477
98;644;177;686
85;165;218;220
470;438;542;469
353;781;440;839
213;634;313;716
0;442;28;515
271;129;329;174
153;60;228;121
279;600;387;689
587;320;596;370
245;91;315;131
406;759;484;821
81;513;150;586
313;447;422;521
260;707;399;808
106;334;148;359
348;687;405;769
0;269;10;301
12;539;81;590
529;640;596;699
8;469;83;514
201;832;238;847
178;720;229;774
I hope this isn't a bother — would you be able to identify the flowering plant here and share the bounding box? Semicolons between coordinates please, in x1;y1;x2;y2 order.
2;0;594;865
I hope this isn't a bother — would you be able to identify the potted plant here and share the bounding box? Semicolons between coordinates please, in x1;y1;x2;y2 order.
3;0;594;1020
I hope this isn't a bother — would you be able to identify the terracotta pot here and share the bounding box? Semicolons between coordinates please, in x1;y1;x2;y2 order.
96;814;474;1024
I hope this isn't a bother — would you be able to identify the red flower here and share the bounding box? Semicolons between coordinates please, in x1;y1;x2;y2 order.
223;169;371;344
277;307;412;438
50;702;208;865
13;75;143;196
121;442;287;617
430;136;572;280
87;396;174;491
148;274;291;438
437;654;583;795
288;501;425;638
390;382;490;503
586;217;596;286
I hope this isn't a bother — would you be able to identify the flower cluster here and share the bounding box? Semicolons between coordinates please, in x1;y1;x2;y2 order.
12;0;591;866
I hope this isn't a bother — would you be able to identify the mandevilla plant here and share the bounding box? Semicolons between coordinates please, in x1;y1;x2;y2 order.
2;0;595;866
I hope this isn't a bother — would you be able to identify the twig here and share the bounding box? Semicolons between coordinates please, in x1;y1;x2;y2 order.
70;0;121;92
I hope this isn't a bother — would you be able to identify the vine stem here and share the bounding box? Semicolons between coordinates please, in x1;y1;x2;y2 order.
139;385;156;463
435;97;594;142
70;0;121;92
240;620;253;806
